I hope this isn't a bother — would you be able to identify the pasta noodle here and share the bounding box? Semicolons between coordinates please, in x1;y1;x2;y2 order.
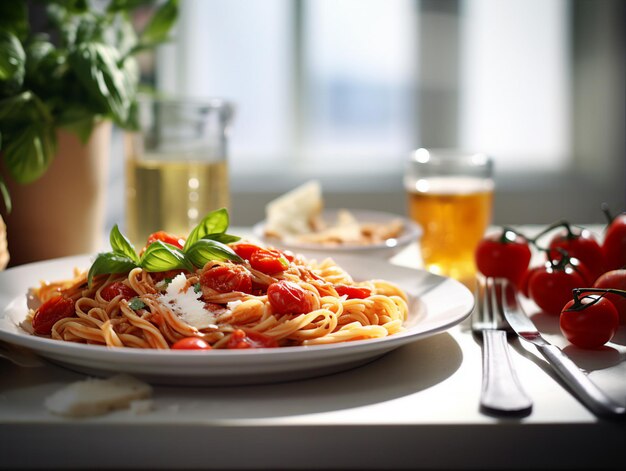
25;246;409;350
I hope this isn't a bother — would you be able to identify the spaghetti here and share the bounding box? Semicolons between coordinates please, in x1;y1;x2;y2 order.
25;244;409;350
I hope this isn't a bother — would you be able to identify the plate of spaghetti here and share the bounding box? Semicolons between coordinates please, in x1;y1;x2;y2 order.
0;210;473;385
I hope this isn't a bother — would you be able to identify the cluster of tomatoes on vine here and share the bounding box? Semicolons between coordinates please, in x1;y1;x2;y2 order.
475;204;626;350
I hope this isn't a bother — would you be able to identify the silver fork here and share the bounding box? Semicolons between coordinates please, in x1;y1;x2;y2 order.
472;276;533;415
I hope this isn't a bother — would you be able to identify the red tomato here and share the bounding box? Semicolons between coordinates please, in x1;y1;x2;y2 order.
519;266;542;298
32;296;75;335
594;269;626;324
200;265;252;294
231;243;261;261
560;294;619;349
250;248;289;274
602;207;626;271
226;329;278;349
146;231;184;249
335;284;372;299
529;263;587;315
267;280;315;315
100;282;136;302
171;337;212;350
475;229;532;286
548;227;605;282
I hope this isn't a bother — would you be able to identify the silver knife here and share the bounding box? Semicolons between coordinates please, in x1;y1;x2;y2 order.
497;278;625;418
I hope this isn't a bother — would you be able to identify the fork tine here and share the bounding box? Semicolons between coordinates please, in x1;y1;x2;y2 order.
485;277;497;329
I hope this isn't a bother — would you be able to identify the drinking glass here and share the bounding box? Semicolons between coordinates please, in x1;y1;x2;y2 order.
125;98;234;246
404;148;494;282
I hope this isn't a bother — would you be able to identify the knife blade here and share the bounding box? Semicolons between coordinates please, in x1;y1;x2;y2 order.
497;278;625;419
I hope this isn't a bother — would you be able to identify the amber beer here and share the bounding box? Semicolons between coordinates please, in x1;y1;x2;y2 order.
405;149;494;282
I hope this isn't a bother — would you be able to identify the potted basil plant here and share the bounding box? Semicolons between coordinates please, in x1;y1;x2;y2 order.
0;0;178;266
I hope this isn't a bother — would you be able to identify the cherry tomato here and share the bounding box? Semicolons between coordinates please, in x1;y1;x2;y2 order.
335;284;372;299
146;231;184;249
227;329;278;349
529;263;587;315
32;296;75;335
594;269;626;324
200;265;252;294
560;294;619;349
171;337;212;350
519;266;542;298
602;206;626;271
267;280;315;315
250;248;289;274
231;243;261;261
100;282;136;302
475;229;532;286
548;227;605;282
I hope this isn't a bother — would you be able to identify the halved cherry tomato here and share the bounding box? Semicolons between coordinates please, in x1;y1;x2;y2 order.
267;280;315;315
100;282;136;302
200;265;252;294
226;329;278;349
602;205;626;272
475;229;532;286
231;243;261;261
171;337;212;350
560;294;619;349
146;231;184;249
529;262;587;315
250;248;289;275
548;226;605;282
335;284;372;299
32;296;75;335
594;269;626;324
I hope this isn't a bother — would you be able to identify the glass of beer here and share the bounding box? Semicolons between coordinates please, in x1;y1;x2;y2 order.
404;148;494;282
125;98;234;247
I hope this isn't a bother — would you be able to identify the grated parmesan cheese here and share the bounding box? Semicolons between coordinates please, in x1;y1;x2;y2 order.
159;273;216;329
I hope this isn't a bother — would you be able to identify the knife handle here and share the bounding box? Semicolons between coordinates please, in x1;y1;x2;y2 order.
537;344;625;418
480;330;533;414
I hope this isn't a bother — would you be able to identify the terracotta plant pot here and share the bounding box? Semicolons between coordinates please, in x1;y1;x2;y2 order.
1;121;111;266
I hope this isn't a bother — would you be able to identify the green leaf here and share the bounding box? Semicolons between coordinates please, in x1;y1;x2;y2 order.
203;233;241;245
185;239;243;269
88;252;138;287
128;297;146;310
68;42;135;124
107;0;155;13
0;1;28;40
109;224;139;263
0;32;26;92
56;106;97;143
0;174;11;214
140;0;179;46
184;208;230;251
140;240;194;272
3;123;56;184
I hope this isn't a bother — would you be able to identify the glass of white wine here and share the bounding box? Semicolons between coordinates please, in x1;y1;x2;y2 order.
125;98;235;246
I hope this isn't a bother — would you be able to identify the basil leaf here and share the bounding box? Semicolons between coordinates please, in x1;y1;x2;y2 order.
0;31;25;94
140;241;194;272
185;239;243;269
128;297;146;310
68;42;135;125
139;0;179;46
203;233;241;245
0;174;11;213
3;123;56;184
88;252;138;287
184;208;230;251
109;224;139;263
0;1;28;40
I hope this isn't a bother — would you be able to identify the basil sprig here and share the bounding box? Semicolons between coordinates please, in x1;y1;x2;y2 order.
87;208;242;286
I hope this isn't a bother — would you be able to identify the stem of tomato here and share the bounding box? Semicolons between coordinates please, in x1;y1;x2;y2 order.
498;226;528;244
528;219;570;245
601;202;614;225
567;287;626;312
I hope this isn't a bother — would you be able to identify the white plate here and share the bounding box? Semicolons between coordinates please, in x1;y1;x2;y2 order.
0;254;473;385
253;209;422;258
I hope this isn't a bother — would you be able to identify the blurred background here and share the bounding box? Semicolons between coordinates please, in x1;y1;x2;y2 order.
109;0;625;230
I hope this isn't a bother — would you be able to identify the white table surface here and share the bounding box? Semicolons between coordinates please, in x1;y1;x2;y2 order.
1;228;625;470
